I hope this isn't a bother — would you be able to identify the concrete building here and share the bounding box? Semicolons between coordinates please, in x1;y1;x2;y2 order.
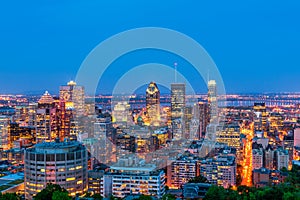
252;148;264;170
0;116;10;150
100;156;165;198
167;154;201;189
24;140;88;199
264;144;274;170
171;83;186;140
294;128;300;147
252;168;270;188
275;148;289;170
92;113;115;165
208;80;218;124
59;81;85;117
200;155;236;188
146;82;161;126
216;123;241;149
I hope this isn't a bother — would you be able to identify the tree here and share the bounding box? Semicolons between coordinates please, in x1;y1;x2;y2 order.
134;195;152;200
52;191;71;200
0;193;20;200
162;194;176;200
203;185;228;200
91;194;103;200
34;183;69;200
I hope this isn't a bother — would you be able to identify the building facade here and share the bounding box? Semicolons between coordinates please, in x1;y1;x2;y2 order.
100;156;165;198
24;140;88;199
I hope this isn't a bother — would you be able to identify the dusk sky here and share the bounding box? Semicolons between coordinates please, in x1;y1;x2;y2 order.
0;0;300;94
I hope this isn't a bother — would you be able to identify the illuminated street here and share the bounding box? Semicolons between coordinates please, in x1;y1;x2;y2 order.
241;123;254;187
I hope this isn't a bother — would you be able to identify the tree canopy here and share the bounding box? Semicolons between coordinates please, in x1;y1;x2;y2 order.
34;183;71;200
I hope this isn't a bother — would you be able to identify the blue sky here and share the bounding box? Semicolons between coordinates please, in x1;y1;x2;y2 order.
0;0;300;94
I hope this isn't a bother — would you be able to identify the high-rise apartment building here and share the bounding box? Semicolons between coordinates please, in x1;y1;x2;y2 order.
24;140;88;199
200;154;236;188
100;156;165;198
167;155;201;189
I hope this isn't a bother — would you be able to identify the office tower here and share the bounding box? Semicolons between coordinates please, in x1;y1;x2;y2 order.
59;80;85;116
275;148;289;170
208;80;218;124
253;103;268;133
294;128;300;147
0;116;10;150
184;106;193;139
200;155;236;188
264;144;274;169
252;148;264;170
55;99;73;141
189;104;200;140
216;123;241;149
100;156;165;198
36;91;56;143
198;102;209;138
24;140;88;199
146;82;160;126
112;101;130;127
171;83;186;140
93;113;115;164
167;155;201;189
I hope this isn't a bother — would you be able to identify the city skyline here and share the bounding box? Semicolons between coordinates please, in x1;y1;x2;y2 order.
1;1;300;199
1;1;300;94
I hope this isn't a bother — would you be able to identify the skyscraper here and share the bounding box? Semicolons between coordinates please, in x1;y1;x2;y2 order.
253;102;268;133
146;82;160;126
198;102;209;138
36;91;56;143
0;115;10;150
171;83;186;140
208;80;218;124
93;113;115;165
59;81;85;116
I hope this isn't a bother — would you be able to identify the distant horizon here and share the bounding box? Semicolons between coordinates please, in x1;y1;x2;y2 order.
1;1;300;94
